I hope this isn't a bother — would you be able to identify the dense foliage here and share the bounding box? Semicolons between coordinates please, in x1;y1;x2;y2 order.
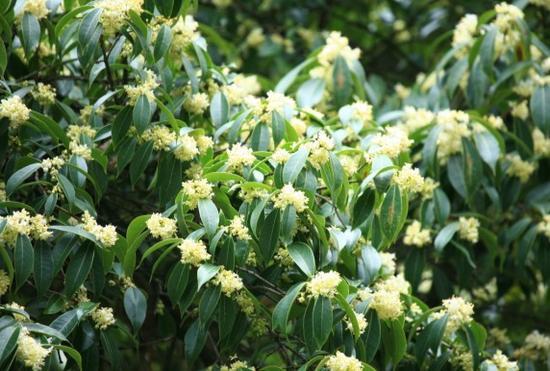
0;0;550;370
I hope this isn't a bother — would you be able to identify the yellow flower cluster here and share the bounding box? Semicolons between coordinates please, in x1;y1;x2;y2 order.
452;14;477;57
184;92;210;114
213;268;244;297
0;269;10;295
393;164;426;194
21;0;49;20
16;329;51;371
228;215;251;241
95;0;144;36
68;141;92;160
274;246;294;267
246;28;265;47
124;69;159;105
436;110;471;163
0;209;52;247
81;211;118;247
310;32;360;81
222;74;261;105
221;359;255;371
513;330;550;360
325;351;363;371
339;155;360;177
91;306;116;330
178;239;210;266
227;144;256;171
370;126;412;159
239;187;269;203
350;101;373;126
375;274;410;295
538;215;550;239
458;216;480;244
306;271;341;298
67;125;96;142
510;100;529;120
31;83;56;105
146;213;177;239
181;178;214;209
367;272;410;321
170;16;200;56
173;134;199;161
532;128;550;157
434;296;474;334
488;350;518;371
403;221;431;247
142;126;176;151
399;106;435;133
272;184;308;213
271;148;291;164
196;135;214;154
345;311;368;335
0;95;30;129
305;131;335;169
379;252;396;275
506;154;535;183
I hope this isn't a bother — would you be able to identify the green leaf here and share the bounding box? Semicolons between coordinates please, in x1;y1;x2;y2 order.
50;308;86;337
296;78;325;108
34;245;54;296
210;91;229;128
14;234;34;290
415;314;448;365
184;320;207;363
259;209;280;262
272;282;305;334
462;139;483;198
78;8;101;48
333;56;352;106
133;95;152;133
0;325;20;364
380;185;406;242
64;245;95;297
49;225;98;245
272;111;286;145
334;293;360;340
275;58;314;93
6;163;41;195
198;199;219;237
124;287;147;332
130;141;154;185
531;84;550;134
250;122;270;151
474;131;500;171
199;285;221;324
282;147;309;184
0;41;6;76
303;296;332;352
447;156;467;199
382;318;406;366
24;322;68;342
434;222;459;252
197;264;220;291
364;310;381;362
287;242;316;277
57;173;76;205
52;345;83;371
352;190;375;228
480;26;497;77
154;25;172;61
21;13;40;57
167;263;189;304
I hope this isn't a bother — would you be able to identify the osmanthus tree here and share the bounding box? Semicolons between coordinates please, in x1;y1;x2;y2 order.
0;0;549;370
